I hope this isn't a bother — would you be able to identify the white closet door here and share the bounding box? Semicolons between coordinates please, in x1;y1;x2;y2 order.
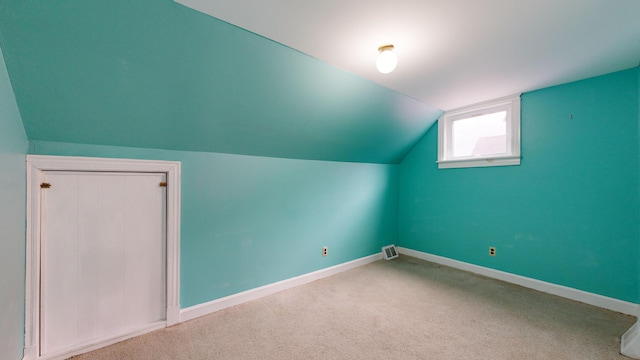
40;171;166;357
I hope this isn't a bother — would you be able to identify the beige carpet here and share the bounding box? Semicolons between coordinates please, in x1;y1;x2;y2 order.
72;256;635;359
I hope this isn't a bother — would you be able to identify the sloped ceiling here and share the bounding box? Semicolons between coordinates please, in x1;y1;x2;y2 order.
176;0;640;111
176;0;640;110
0;0;441;164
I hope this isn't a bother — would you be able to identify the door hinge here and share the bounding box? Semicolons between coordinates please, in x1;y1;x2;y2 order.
40;183;51;189
159;182;167;187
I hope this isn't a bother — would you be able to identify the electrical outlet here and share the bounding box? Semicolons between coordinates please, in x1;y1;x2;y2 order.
322;246;328;257
489;246;496;256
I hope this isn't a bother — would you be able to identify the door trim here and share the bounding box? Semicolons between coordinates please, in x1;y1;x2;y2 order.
24;155;181;360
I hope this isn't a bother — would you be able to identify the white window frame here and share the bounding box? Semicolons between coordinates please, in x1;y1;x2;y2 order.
438;94;521;169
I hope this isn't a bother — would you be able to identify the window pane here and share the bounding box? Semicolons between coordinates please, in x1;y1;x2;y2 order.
452;111;506;157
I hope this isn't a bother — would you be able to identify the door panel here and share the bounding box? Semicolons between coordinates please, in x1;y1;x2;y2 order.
40;172;166;357
40;174;80;355
76;174;99;344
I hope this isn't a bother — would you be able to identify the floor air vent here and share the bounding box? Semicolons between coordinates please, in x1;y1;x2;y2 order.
382;245;399;260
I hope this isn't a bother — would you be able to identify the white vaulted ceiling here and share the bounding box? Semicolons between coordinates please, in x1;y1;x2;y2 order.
175;0;640;110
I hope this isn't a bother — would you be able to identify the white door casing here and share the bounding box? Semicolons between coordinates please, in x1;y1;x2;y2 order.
24;155;181;360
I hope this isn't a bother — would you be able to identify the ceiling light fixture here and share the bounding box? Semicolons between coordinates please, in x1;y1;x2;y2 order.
376;44;397;74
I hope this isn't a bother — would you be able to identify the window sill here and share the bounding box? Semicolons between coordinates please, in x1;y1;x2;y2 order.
437;156;520;169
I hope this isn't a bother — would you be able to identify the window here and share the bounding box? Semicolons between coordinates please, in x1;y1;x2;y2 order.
438;94;521;169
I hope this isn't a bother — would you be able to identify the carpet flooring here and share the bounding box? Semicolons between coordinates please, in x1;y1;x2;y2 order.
72;256;635;359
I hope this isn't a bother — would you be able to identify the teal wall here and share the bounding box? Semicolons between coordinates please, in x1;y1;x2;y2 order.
29;141;398;307
399;67;640;302
1;0;638;353
0;45;27;359
0;0;440;164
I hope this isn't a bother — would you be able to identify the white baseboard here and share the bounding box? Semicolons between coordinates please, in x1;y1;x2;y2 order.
398;247;638;316
25;321;166;360
622;321;640;359
180;253;382;322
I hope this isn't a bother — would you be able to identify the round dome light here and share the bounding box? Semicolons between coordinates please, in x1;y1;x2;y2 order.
376;44;397;74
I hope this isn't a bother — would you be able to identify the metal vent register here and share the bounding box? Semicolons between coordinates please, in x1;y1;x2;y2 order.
382;245;398;260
